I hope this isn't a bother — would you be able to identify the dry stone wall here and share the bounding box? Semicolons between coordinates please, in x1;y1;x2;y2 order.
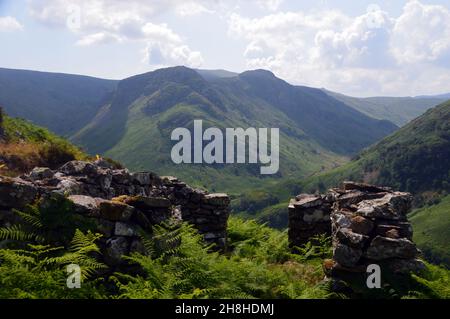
289;182;424;275
0;160;230;266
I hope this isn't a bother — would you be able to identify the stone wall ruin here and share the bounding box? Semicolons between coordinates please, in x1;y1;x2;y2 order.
0;160;230;266
289;182;424;275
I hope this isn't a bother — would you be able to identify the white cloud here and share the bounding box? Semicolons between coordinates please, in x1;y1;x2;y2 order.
175;2;213;17
28;0;205;68
391;1;450;66
228;1;450;96
76;32;122;46
0;16;23;32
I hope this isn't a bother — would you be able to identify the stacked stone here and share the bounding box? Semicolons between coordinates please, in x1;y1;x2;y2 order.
288;181;424;275
326;182;423;275
0;160;231;265
288;194;332;249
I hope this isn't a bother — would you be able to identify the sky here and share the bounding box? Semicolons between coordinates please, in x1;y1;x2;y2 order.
0;0;450;97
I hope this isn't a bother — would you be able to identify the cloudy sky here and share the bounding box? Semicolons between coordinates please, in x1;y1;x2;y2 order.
0;0;449;97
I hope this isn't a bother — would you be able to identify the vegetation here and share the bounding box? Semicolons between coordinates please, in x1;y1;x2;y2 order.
0;112;88;176
0;203;448;299
237;100;450;228
0;68;117;135
409;195;450;267
324;90;446;126
71;66;398;194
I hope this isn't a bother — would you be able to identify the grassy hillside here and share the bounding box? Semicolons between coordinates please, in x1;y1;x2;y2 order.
0;107;88;176
238;99;450;228
409;195;450;267
71;66;397;194
324;90;447;126
0;68;117;136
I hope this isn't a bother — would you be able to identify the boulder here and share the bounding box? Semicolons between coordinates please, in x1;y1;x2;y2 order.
356;192;412;220
104;237;129;265
333;243;362;268
68;195;106;216
28;167;54;181
350;215;374;235
114;222;138;237
336;228;369;248
116;195;171;209
342;181;392;193
331;211;352;229
293;194;323;208
98;200;134;221
202;193;230;206
111;169;131;185
375;223;413;240
303;209;330;223
0;177;38;209
131;172;153;185
55;178;83;195
365;236;419;260
60;161;97;176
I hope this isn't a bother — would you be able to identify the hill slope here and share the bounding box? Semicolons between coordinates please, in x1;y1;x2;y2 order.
242;99;450;228
324;90;447;126
0;107;87;176
71;66;397;192
409;195;450;266
0;68;117;136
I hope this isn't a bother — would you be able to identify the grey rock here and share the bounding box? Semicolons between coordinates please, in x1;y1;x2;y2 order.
356;192;412;220
293;194;323;208
336;228;369;248
114;222;137;237
365;236;419;260
131;172;153;185
60;161;96;176
68;195;106;215
105;237;129;265
98;200;134;221
202;193;230;206
29;167;54;181
343;181;392;193
56;178;82;195
333;243;362;268
0;177;38;209
350;215;374;235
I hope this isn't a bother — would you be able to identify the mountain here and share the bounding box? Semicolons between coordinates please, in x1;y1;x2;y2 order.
0;68;117;136
248;99;450;228
195;69;238;81
69;66;397;192
324;90;447;126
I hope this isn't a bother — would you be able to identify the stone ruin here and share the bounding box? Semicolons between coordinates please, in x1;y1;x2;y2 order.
289;181;424;276
0;160;230;266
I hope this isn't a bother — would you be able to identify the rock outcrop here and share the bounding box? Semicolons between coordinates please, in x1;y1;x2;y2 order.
289;182;423;276
0;160;230;266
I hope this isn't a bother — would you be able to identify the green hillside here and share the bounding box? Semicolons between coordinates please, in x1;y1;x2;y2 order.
324;90;447;126
0;68;117;136
0;107;87;176
71;66;397;193
241;99;450;228
409;195;450;266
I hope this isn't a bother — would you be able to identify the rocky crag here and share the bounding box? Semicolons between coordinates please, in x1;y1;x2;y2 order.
289;182;424;276
0;160;230;266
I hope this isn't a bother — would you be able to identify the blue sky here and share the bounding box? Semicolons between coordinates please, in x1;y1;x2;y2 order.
1;0;450;97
